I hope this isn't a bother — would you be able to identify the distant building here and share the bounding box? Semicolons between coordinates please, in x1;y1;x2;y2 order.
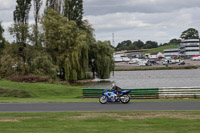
179;39;200;58
113;53;130;62
145;52;164;59
164;48;180;57
150;52;164;59
124;49;149;58
164;39;200;58
113;49;150;62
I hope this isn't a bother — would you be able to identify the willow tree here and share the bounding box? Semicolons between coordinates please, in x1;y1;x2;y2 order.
41;8;88;81
92;41;114;79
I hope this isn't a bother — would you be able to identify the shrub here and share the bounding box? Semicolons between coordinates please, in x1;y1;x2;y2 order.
10;75;49;83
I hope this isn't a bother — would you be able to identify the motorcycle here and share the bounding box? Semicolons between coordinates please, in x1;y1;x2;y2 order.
99;89;131;104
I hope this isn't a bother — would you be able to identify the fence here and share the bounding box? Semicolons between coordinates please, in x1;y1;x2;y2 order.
83;88;159;99
159;87;200;99
82;87;200;99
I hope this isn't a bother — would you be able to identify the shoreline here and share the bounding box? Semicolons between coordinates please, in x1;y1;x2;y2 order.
115;65;200;71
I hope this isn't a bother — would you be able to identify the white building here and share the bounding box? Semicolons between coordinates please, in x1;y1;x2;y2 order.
145;52;164;59
179;39;200;58
150;52;164;59
164;48;180;57
113;53;130;62
164;39;200;58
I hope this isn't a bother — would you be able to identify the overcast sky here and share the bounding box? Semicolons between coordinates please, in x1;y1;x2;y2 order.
1;0;200;46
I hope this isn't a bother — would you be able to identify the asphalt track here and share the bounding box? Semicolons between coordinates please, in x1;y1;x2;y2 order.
0;101;200;112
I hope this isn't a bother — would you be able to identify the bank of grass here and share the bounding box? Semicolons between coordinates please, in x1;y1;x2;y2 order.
0;80;94;103
0;87;32;98
0;80;82;98
115;65;200;71
142;45;178;54
1;111;200;133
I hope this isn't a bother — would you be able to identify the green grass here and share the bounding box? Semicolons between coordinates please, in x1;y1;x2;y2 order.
1;111;200;133
0;80;82;98
142;45;178;54
0;87;32;98
0;80;91;102
0;80;200;103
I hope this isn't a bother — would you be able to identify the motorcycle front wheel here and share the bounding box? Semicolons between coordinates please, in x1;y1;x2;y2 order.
120;95;130;104
99;96;108;104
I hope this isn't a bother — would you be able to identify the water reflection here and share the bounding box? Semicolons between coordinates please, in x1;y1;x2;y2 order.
76;69;200;89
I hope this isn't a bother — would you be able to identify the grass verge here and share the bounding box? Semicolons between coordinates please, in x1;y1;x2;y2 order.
0;111;200;133
0;80;87;102
0;80;200;103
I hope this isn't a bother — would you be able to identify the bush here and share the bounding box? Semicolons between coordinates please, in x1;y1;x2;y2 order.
0;87;32;98
10;75;49;83
29;54;58;79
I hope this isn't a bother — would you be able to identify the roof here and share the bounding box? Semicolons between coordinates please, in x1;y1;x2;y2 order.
164;48;179;51
150;52;159;55
181;39;200;43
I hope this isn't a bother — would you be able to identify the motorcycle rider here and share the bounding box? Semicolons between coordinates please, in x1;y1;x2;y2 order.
111;83;122;98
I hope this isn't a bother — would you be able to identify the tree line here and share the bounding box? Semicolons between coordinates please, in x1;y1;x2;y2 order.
116;40;158;51
116;28;199;51
0;0;114;81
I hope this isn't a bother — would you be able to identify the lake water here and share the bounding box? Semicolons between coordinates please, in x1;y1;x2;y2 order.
78;69;200;89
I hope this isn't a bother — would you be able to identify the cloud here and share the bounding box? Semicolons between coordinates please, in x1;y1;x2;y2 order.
0;0;16;10
84;5;200;44
1;0;200;45
84;0;200;15
85;12;152;32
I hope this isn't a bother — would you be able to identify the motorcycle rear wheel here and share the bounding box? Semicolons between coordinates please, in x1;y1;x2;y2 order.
99;96;108;104
120;95;130;104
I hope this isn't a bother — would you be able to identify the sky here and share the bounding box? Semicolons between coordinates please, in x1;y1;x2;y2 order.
1;0;200;46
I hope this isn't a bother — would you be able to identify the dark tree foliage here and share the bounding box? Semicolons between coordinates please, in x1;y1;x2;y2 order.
117;40;132;47
14;0;32;24
63;0;83;26
133;40;145;49
180;28;199;39
13;0;32;47
0;22;6;50
33;0;43;47
46;0;63;13
143;41;158;49
116;40;134;51
168;38;181;44
11;0;32;74
13;0;32;46
116;39;159;51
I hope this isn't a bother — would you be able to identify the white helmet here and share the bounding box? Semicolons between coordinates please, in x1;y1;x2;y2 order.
111;83;116;87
